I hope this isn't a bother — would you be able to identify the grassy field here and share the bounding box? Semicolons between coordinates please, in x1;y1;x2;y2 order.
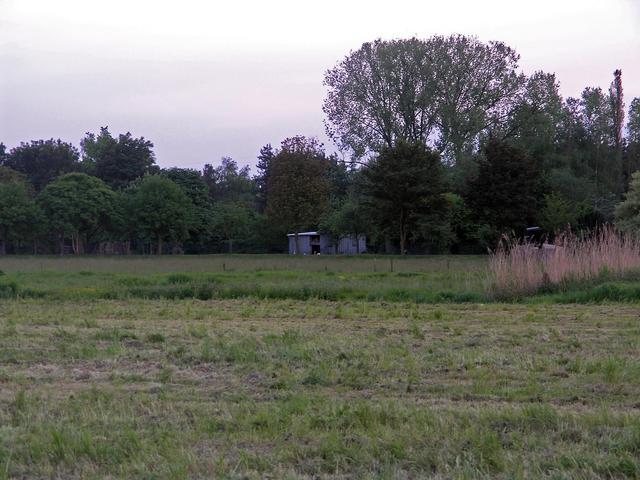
1;256;639;478
0;254;487;274
2;255;640;304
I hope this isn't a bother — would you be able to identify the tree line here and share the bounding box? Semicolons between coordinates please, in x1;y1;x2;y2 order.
1;35;640;255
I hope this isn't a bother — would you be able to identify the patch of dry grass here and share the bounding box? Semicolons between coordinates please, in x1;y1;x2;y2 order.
489;227;640;298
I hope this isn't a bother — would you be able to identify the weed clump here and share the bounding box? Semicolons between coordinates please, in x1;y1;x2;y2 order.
146;333;166;343
166;273;192;284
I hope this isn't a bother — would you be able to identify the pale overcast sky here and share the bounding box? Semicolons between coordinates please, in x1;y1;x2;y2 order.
1;0;639;170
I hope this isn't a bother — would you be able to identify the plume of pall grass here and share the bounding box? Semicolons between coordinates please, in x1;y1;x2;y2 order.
488;226;640;299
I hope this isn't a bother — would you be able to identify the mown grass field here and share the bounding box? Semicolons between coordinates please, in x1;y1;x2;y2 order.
1;256;640;479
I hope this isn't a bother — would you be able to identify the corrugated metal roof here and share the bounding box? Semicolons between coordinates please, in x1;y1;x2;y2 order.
286;231;319;237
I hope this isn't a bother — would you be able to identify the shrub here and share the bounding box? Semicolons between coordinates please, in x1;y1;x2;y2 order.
0;279;19;299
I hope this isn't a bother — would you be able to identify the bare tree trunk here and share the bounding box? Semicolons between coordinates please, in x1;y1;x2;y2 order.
399;210;407;255
294;232;300;255
157;235;163;255
71;233;84;255
77;234;85;254
399;224;406;255
384;236;392;254
0;238;6;255
228;238;233;254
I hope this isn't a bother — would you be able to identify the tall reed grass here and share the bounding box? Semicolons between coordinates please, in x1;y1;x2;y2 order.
488;227;640;299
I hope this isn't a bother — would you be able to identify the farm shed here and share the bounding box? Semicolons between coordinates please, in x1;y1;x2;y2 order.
287;232;366;255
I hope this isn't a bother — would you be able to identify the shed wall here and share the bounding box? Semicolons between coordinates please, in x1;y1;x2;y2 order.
288;234;366;255
288;235;313;255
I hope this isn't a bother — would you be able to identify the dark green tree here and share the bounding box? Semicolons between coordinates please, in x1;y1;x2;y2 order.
546;168;594;227
211;201;254;253
203;157;255;204
38;173;117;254
2;139;80;191
629;98;640;145
624;98;640;187
466;138;546;243
319;190;370;253
362;140;445;254
615;171;640;236
129;175;195;254
505;72;564;165
81;127;158;190
580;87;616;195
326;155;352;199
162;168;213;252
266;136;330;253
411;192;478;254
255;144;275;212
539;193;581;233
0;176;41;254
0;166;30;185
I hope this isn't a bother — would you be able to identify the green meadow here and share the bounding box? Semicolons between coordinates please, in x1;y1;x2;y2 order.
0;255;487;304
1;255;640;479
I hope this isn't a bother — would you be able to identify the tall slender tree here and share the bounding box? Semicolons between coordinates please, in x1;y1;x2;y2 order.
628;97;640;144
610;70;625;153
255;144;275;212
609;69;625;194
